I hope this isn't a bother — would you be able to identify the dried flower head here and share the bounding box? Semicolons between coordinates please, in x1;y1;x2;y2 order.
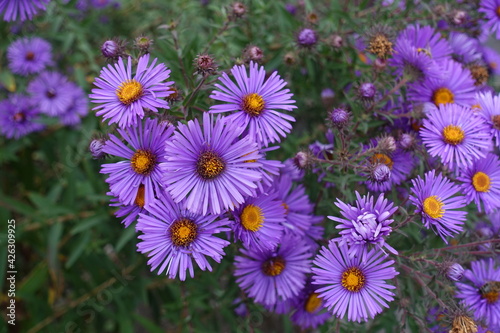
366;25;394;59
135;36;153;53
243;45;264;63
194;53;217;76
230;2;247;19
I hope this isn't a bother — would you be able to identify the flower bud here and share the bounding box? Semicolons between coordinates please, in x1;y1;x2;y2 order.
243;45;264;63
446;263;465;282
370;163;391;183
374;58;387;71
230;2;247;19
327;107;350;128
330;34;343;48
135;36;153;53
297;28;318;48
399;133;415;150
377;136;396;153
101;39;126;60
89;137;107;159
358;82;376;99
293;151;313;169
194;53;217;75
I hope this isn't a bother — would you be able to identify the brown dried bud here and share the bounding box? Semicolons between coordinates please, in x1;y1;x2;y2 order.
194;53;218;76
230;2;247;19
243;45;264;63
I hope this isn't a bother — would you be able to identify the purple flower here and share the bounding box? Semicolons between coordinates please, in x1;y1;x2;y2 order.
0;94;44;139
477;91;500;148
161;113;263;215
420;103;491;169
58;83;88;126
364;149;416;192
329;191;398;257
409;170;467;243
108;187;146;228
312;242;398;323
234;234;311;306
482;45;500;75
209;62;297;147
396;24;452;62
101;118;174;206
297;28;318;47
390;37;442;81
448;32;482;64
290;280;330;329
136;191;231;281
358;82;376;99
7;37;52;76
90;54;173;128
455;259;500;327
446;263;465;282
27;71;75;116
457;153;500;213
479;0;500;39
0;0;50;22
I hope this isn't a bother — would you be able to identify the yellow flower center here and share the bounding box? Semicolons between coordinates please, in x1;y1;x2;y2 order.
371;153;394;169
472;171;491;192
281;202;289;215
116;79;143;105
417;47;432;57
169;218;198;247
481;281;500;304
196;151;225;180
131;149;156;175
496;6;500;18
262;256;286;276
341;267;365;292
242;93;265;116
442;125;465;145
423;195;445;219
432;87;454;106
134;184;145;208
240;204;264;232
304;293;322;313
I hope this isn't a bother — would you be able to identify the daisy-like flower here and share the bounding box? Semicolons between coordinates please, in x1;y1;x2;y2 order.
457;153;500;213
136;191;231;281
108;186;147;228
364;148;416;192
162;113;263;215
312;242;398;323
90;54;173;128
234;234;311;306
407;59;476;108
482;46;500;76
232;188;285;252
329;191;398;257
420;103;491;169
479;0;500;39
455;258;500;327
0;94;44;139
7;37;52;76
290;280;331;329
390;37;442;81
58;83;88;126
27;71;75;116
209;61;297;147
477;91;500;148
0;0;50;22
448;32;482;64
101;118;174;206
396;24;452;62
409;170;467;243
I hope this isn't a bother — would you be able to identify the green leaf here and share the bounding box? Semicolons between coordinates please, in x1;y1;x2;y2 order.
116;226;136;252
70;215;107;235
132;314;164;333
65;230;91;268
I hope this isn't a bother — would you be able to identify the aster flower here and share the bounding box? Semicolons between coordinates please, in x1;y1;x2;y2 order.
420;103;491;169
108;187;146;228
90;54;173;128
407;59;476;108
397;24;452;62
136;191;231;281
0;94;44;139
364;148;416;192
231;188;285;252
290;280;331;329
27;71;76;116
482;45;500;76
448;32;482;64
209;61;297;147
0;0;50;22
409;170;467;243
479;0;500;39
457;153;500;214
58;83;88;126
234;234;311;306
101;118;174;206
390;37;442;81
477;91;500;148
7;37;52;76
329;191;398;257
455;258;500;327
162;113;263;215
312;242;398;323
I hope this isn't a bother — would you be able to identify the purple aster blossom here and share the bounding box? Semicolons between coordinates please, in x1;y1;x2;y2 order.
161;113;263;215
477;91;500;148
234;234;311;306
231;187;285;252
7;37;52;76
364;148;416;192
290;280;330;329
479;0;500;39
58;83;88;126
108;187;147;228
455;258;500;327
209;61;297;147
448;32;482;64
446;263;465;282
0;0;50;22
136;191;231;281
101;118;174;206
420;103;491;170
252;146;283;192
282;158;305;181
482;45;500;76
397;24;452;62
90;54;173;128
329;191;398;257
27;71;76;116
407;59;476;108
297;28;318;47
312;242;398;323
0;94;44;139
390;37;442;81
409;170;467;243
457;153;500;213
263;297;294;314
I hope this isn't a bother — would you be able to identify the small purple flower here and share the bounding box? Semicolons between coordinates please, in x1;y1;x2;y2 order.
364;148;416;192
479;0;500;39
477;91;500;148
0;94;44;139
446;263;465;282
328;106;350;128
290;280;330;329
312;242;398;323
58;83;88;126
390;37;442;81
396;24;452;62
358;82;376;99
448;32;482;64
7;37;52;76
108;188;146;228
482;45;500;75
89;137;106;159
27;71;76;116
0;0;50;22
297;28;318;47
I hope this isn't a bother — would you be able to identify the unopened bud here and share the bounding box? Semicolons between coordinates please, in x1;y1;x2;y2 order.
374;58;387;71
371;163;391;183
297;28;318;48
446;263;465;282
194;53;217;75
135;36;153;53
330;34;343;48
377;136;396;153
452;10;467;25
293;151;312;169
399;133;416;150
321;88;335;106
243;45;264;63
230;2;247;19
327;107;350;128
358;82;376;99
89;137;107;159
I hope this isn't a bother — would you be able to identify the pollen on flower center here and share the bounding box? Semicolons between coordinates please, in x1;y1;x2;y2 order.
262;256;286;276
116;79;143;105
169;218;198;247
496;6;500;18
25;51;35;61
492;115;500;130
131;149;157;175
240;204;264;232
196;151;225;179
432;87;454;106
472;171;491;192
281;201;289;215
242;93;265;116
134;184;146;208
341;267;365;292
371;153;394;169
12;112;26;123
423;195;445;219
304;293;322;313
442;125;465;145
